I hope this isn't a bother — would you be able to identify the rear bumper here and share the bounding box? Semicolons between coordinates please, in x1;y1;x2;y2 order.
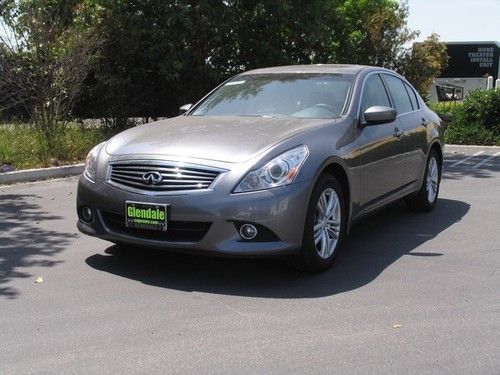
76;175;313;257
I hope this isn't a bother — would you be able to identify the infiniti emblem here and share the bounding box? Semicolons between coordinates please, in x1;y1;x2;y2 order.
142;171;163;185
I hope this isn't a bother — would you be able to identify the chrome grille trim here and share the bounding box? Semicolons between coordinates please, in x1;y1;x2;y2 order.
106;160;226;194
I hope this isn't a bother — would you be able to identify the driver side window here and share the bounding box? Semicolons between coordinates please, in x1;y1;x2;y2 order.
360;74;391;122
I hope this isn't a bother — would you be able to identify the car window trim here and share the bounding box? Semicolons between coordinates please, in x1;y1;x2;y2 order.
381;73;424;118
356;71;393;122
381;73;416;116
400;78;422;110
339;81;354;117
402;81;420;111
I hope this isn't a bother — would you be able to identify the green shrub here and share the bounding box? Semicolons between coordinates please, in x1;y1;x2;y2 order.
432;89;500;145
430;101;462;125
444;121;498;146
458;89;500;134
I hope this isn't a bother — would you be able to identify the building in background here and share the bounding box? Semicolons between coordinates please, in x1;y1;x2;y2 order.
428;41;499;102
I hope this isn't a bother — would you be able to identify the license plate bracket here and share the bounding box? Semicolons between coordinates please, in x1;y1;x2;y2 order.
125;201;168;231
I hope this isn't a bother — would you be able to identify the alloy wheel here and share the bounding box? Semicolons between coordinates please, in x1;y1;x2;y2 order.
314;188;341;259
426;157;439;203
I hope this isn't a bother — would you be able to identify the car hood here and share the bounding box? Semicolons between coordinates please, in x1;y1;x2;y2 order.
105;115;332;163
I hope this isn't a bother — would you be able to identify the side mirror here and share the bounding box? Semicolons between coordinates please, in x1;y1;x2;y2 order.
363;106;397;125
179;103;193;115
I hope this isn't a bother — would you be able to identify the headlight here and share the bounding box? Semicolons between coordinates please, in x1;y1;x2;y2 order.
234;145;309;193
83;142;105;183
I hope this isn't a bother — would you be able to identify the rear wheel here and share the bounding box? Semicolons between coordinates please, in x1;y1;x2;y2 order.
405;148;441;212
293;174;346;272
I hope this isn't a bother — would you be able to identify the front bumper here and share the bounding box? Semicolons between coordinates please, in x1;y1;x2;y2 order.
76;175;313;257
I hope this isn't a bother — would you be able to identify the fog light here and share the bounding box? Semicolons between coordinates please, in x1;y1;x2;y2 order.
239;224;257;240
82;206;93;222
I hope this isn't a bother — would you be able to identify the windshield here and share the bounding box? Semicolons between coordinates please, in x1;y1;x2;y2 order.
191;73;353;119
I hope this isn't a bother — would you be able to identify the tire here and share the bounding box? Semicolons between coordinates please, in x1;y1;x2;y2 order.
293;174;346;273
405;148;441;212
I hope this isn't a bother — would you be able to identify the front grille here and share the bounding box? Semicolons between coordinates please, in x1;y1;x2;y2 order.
101;211;211;242
108;161;222;192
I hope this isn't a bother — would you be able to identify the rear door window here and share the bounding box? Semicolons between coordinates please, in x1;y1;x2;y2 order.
383;74;413;115
403;81;419;110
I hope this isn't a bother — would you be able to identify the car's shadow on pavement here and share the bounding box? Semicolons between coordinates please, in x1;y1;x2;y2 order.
85;198;469;298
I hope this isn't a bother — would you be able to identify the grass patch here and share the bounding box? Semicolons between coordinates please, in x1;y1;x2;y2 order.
0;123;108;170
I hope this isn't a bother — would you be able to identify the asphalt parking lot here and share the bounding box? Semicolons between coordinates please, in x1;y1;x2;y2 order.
1;146;499;374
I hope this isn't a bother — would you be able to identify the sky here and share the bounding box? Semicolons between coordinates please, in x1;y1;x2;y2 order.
406;0;500;42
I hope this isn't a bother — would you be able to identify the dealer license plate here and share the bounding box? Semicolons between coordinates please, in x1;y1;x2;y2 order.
125;201;168;231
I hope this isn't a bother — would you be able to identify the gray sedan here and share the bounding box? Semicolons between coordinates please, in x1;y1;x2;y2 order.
77;64;443;272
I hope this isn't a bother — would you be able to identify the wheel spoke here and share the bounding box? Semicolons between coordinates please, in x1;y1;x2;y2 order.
432;165;438;180
326;226;339;240
326;218;339;227
325;194;338;218
314;227;322;245
320;229;328;257
325;228;333;257
318;194;327;216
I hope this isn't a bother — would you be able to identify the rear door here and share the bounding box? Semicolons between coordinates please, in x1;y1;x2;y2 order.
356;73;405;208
382;74;428;187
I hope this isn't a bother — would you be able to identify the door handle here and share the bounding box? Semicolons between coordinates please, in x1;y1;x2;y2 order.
393;127;404;138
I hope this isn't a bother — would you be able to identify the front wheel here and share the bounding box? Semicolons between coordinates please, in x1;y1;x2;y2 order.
293;174;346;273
405;148;441;212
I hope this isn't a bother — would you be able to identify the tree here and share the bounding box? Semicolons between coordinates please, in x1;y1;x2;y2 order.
2;0;447;123
396;33;449;97
75;0;447;119
328;0;418;66
0;0;102;161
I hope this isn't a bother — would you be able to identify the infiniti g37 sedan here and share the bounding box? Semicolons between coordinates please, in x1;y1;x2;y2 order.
77;65;443;272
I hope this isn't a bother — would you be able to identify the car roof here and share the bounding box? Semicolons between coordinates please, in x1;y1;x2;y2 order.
240;64;381;75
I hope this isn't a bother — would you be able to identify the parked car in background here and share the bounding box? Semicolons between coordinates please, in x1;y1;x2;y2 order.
77;64;443;272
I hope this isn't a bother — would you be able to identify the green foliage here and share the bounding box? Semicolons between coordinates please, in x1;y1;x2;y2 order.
0;0;103;163
0;123;108;169
2;0;450;149
444;121;498;146
333;0;417;67
397;33;449;97
429;101;462;125
431;90;500;146
75;0;443;119
457;89;500;134
76;0;334;118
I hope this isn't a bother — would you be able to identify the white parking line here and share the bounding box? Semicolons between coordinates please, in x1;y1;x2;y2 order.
449;151;484;168
472;151;500;169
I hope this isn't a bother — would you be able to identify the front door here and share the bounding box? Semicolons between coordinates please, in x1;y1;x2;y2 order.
356;73;404;208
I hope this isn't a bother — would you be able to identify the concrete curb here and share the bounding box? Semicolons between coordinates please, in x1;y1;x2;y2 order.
0;164;84;185
445;144;500;149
